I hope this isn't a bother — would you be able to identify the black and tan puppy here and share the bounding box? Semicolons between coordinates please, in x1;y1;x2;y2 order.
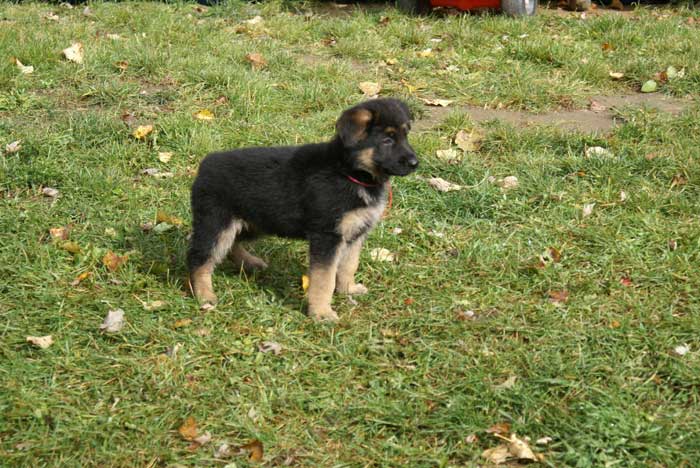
187;98;418;321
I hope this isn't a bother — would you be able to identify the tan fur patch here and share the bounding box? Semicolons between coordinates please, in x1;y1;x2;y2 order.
356;148;377;176
336;238;364;293
211;219;244;264
400;122;410;132
308;249;343;321
191;262;216;304
384;126;397;135
337;201;385;242
230;244;268;271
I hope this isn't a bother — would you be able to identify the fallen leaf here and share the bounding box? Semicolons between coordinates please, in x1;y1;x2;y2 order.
44;12;60;21
173;318;192;328
153;222;174;233
178;417;198;441
609;71;624;80
668;239;678;251
104;227;117;237
121;112;137;127
435;148;461;164
456;309;476;321
428;177;462;192
403;297;415;305
420;97;453;107
585;146;613;158
610;319;621;329
239;439;264;462
141;168;174;178
143;300;166;311
246;52;267;70
49;227;69;241
674;344;690;356
601;42;614;51
158;151;173;163
195;327;210;336
465;434;479;444
187;431;212;451
666;65;682;80
105;33;122;40
100;309;125;333
156;210;183;225
481;445;510;464
370;247;395;262
378;15;390;26
536;436;553;445
132;124;154;140
499;176;519;190
62;42;84;64
13;58;34;74
508;433;538;461
26;335;53;349
247;406;258;421
70;271;91;286
82;6;92;16
417;48;433;57
392;227;403;235
42;187;59;198
582;203;595;218
193;109;214;121
619;190;627;202
102;251;128;272
215;443;232;459
359;81;381;97
454;129;483;152
641;80;657;93
589;100;606;112
140;222;155;232
5;140;22;154
620;275;633;287
258;341;282;355
548;290;569;304
671;174;687;188
494;375;517;390
486;422;511;435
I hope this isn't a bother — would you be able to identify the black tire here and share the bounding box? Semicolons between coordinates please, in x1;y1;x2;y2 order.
501;0;537;16
397;0;432;14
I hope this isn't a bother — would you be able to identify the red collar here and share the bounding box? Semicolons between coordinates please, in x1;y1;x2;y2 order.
346;174;380;188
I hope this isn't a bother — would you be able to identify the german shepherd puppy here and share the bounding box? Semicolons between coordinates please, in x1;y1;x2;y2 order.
187;98;418;321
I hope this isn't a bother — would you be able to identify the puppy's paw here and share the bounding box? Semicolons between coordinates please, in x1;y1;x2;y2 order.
309;306;339;322
347;283;368;295
244;256;268;271
195;291;218;309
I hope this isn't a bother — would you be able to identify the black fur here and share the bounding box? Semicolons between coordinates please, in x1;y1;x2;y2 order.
187;98;418;313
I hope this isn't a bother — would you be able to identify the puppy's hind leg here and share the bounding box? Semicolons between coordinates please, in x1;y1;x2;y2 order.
229;244;268;272
188;211;242;307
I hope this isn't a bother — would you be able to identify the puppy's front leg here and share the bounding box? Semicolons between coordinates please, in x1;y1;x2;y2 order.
336;237;368;295
308;234;344;322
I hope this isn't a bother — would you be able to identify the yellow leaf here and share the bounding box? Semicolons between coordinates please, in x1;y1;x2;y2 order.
420;97;452;107
62;42;84;64
70;271;91;286
174;318;192;328
609;71;624;80
158;151;173;163
178;417;198;441
132;125;154;140
193;109;214;121
454;129;483;152
102;251;128;272
417;48;433;57
60;241;81;254
301;274;309;293
359;81;381;97
156;210;183;226
240;439;263;462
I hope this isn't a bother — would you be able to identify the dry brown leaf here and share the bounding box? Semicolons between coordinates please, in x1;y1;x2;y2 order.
13;57;34;74
589;100;606;112
494;375;518;390
62;42;84;64
240;439;264;462
499;176;519;189
49;227;69;241
70;271;91;286
508;434;538;461
143;300;166;311
609;71;624;80
420;97;453;107
193;109;214;121
548;290;569;304
465;434;479;444
620;275;633;287
27;335;53;349
178;416;198;441
582;203;595;217
215;443;232;459
428;177;462;192
671;174;687;188
378;15;390;26
100;309;125;333
114;60;128;71
481;445;510;464
435;149;461;164
359;81;381;97
103;251;128;272
42;187;59;198
246;52;267;70
195;327;211;336
244;15;264;25
454;129;483;152
536;436;553;445
5;140;22;154
132;124;154;140
486;422;511;435
668;239;678;251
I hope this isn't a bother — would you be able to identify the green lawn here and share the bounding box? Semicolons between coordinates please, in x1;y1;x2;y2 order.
1;1;700;466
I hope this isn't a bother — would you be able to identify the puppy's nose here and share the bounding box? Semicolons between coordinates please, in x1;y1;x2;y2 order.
406;155;419;168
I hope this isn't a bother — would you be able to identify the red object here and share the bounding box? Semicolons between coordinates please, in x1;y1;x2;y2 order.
345;175;393;212
430;0;501;9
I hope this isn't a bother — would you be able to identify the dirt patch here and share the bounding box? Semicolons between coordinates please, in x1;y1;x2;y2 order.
414;93;693;134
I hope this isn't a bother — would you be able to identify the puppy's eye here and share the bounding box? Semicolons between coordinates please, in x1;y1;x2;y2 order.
382;137;394;145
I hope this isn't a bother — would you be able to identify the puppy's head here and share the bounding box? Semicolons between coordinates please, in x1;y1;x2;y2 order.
335;98;418;177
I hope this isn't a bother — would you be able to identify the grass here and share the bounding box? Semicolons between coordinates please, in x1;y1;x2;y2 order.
1;0;700;466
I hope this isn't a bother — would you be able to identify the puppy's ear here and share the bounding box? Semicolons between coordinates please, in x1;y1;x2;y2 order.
336;107;373;146
397;100;413;121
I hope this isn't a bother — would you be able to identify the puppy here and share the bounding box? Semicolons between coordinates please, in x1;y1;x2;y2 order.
187;98;418;321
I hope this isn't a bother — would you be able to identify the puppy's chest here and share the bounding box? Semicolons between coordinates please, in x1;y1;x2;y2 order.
337;201;385;243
